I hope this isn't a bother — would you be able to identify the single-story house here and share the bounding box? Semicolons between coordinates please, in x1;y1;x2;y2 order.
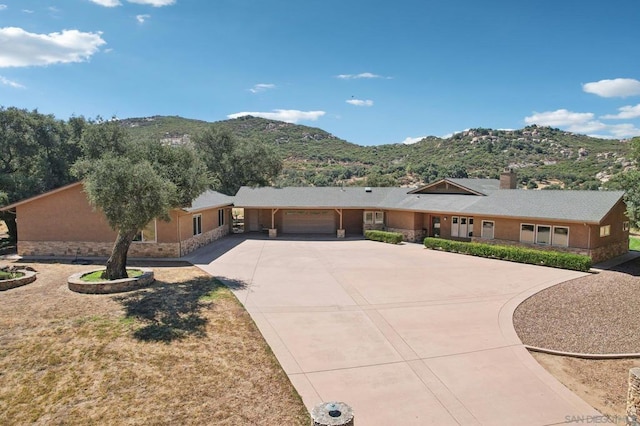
1;171;630;263
0;181;234;258
234;171;629;263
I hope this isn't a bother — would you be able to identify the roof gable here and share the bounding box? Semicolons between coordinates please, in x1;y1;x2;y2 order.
0;181;83;211
408;178;498;196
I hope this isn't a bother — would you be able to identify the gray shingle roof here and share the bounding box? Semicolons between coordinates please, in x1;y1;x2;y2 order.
183;190;234;212
233;185;625;224
460;189;625;223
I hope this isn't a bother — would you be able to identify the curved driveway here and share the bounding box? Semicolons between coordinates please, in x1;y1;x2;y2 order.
190;235;600;425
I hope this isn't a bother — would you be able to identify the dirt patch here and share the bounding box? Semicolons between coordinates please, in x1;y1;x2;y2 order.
0;260;309;425
531;351;640;420
514;256;640;420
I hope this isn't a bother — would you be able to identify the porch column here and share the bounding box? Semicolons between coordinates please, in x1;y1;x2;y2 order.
336;209;345;238
269;208;279;238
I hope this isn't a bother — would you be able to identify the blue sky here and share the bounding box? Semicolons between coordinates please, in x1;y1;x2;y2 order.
1;0;640;146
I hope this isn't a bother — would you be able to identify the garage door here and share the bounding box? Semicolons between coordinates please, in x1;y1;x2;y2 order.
282;210;335;234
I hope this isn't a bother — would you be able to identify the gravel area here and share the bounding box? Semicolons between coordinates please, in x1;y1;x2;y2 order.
514;256;640;354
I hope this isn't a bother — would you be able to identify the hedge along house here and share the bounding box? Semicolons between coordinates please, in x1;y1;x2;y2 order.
0;182;234;258
234;171;629;263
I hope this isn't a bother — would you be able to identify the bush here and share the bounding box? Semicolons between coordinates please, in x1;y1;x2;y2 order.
365;230;403;244
423;237;592;272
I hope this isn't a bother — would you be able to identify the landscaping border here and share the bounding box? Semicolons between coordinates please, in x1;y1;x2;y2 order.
68;267;154;294
0;270;37;291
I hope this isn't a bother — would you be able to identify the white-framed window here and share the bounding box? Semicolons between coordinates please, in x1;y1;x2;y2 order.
552;226;569;247
218;209;225;227
536;225;551;245
623;221;630;232
520;223;535;244
364;211;384;225
193;214;202;236
600;225;611;237
468;218;474;237
481;220;494;239
133;220;157;243
364;211;374;225
375;211;384;224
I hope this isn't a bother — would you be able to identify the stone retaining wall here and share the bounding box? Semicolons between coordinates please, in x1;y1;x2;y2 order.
68;268;155;294
0;270;37;291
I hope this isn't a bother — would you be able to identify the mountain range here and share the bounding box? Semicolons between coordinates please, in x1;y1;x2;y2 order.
120;115;634;190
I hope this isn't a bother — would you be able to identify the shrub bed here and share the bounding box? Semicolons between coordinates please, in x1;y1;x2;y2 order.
365;230;403;244
423;237;592;272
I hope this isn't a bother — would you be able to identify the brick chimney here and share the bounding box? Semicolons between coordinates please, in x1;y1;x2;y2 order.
500;169;518;189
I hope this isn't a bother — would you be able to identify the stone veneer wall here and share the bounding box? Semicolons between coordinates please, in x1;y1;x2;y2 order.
18;241;180;258
179;225;229;256
385;227;426;243
589;240;629;264
470;237;629;263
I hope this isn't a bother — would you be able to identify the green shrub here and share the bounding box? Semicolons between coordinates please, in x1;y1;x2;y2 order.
365;230;403;244
423;237;592;272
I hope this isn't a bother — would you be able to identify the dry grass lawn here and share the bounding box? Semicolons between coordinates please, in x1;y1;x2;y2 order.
0;261;309;425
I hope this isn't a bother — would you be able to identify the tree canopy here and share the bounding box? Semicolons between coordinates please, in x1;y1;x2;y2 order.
0;107;83;241
607;136;640;228
73;120;210;279
193;127;281;195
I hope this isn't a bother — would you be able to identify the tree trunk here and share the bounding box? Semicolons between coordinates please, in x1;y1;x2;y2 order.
0;212;17;242
104;230;136;280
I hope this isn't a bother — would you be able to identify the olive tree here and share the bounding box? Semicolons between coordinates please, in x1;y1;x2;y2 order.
74;121;209;280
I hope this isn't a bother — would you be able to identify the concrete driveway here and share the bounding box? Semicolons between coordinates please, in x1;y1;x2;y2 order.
189;235;601;425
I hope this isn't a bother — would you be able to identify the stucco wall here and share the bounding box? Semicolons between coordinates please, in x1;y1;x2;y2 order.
589;199;629;249
17;184;116;242
386;210;416;229
15;184;232;258
470;216;591;249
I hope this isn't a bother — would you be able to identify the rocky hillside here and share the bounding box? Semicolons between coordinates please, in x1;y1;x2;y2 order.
121;115;633;189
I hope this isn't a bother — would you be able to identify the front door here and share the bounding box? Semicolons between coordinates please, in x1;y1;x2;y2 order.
431;216;441;237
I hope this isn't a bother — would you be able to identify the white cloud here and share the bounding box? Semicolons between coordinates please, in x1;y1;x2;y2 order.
227;109;325;123
605;123;640;139
127;0;175;6
249;83;275;94
401;136;425;145
336;72;389;80
89;0;121;6
0;27;106;67
0;5;7;11
22;9;34;14
583;78;640;98
524;108;640;139
601;104;640;120
136;14;150;23
0;76;24;88
524;109;594;127
346;98;373;107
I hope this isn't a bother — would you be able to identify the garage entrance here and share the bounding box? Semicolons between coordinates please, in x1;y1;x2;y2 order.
282;210;335;234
